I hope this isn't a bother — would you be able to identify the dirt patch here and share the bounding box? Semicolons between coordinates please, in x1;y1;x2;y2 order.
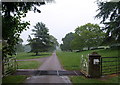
99;74;118;81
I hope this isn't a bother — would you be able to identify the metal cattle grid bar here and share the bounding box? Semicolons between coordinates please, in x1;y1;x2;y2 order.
14;70;83;76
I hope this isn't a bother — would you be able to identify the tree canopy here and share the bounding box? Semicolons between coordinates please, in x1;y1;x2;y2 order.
2;2;45;57
71;23;105;51
28;22;58;55
15;38;24;53
95;1;120;44
60;32;74;51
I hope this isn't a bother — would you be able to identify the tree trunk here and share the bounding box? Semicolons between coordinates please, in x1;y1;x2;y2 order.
35;52;38;56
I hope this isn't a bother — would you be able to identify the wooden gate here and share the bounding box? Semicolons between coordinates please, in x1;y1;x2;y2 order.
80;55;89;76
3;57;18;76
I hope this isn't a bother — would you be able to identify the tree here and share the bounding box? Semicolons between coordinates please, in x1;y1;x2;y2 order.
2;2;45;58
71;23;105;50
95;1;120;44
60;32;75;51
70;33;85;51
2;1;54;58
49;35;59;52
15;38;24;53
28;22;57;55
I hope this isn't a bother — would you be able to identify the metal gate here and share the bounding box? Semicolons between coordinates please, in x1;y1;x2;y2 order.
101;56;120;75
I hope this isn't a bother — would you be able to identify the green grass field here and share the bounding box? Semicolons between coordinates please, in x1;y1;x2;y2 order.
70;76;119;84
57;48;119;70
57;48;119;83
11;52;52;60
2;75;27;84
17;60;41;69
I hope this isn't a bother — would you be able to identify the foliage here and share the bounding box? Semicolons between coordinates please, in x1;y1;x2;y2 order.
71;23;105;50
2;2;45;58
95;1;120;44
24;44;31;52
28;22;58;55
15;38;24;53
60;32;75;51
70;33;84;51
49;35;59;51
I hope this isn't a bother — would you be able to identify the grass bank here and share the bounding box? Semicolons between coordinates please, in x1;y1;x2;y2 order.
70;75;119;84
2;75;27;85
11;52;51;60
57;48;119;83
57;48;119;70
17;60;41;69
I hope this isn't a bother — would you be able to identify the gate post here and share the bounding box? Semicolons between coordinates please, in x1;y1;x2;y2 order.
88;52;101;78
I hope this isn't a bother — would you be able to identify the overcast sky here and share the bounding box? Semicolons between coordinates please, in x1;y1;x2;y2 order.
20;0;103;44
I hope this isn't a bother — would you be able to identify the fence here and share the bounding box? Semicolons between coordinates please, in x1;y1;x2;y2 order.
101;56;120;75
80;55;89;76
2;57;18;76
80;53;119;78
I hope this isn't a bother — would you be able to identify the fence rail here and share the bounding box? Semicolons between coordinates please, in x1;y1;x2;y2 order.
101;56;119;75
3;57;18;76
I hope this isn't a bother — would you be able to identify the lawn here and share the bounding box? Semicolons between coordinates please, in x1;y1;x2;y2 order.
57;48;119;70
11;52;52;60
57;48;119;83
17;60;41;69
70;75;119;84
2;75;27;85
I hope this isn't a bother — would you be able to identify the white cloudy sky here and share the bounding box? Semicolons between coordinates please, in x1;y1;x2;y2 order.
20;0;103;44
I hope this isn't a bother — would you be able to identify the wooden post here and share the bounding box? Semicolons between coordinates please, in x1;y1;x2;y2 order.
88;52;101;78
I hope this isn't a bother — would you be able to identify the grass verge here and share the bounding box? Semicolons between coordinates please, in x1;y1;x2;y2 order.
57;48;119;70
70;75;119;84
17;60;41;69
11;52;51;60
57;48;119;83
2;75;27;84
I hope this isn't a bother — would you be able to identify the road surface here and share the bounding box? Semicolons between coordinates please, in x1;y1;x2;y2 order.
24;52;72;84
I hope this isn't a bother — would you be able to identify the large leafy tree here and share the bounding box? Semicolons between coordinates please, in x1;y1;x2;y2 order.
2;2;46;58
95;1;120;44
60;32;75;51
71;23;105;50
28;22;57;55
70;33;84;51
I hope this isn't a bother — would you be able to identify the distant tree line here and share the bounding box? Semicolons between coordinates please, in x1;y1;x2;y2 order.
60;1;120;51
60;23;105;51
